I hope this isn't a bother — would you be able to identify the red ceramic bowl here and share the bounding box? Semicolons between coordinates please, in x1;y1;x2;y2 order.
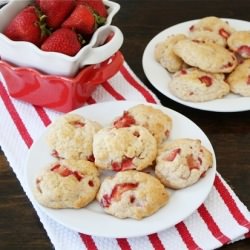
0;51;124;112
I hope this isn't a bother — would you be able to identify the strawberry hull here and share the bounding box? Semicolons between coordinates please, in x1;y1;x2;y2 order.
0;52;124;112
0;0;123;77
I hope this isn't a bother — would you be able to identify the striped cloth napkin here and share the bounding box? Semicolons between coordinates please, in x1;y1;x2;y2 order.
0;60;249;250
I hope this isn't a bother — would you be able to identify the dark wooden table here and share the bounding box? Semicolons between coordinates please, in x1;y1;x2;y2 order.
0;0;249;249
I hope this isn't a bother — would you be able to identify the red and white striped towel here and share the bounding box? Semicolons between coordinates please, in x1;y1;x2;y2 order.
0;61;249;250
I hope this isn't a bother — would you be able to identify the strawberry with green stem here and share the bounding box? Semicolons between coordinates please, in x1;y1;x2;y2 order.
41;28;82;56
36;0;75;29
62;4;106;37
76;0;108;18
4;5;49;46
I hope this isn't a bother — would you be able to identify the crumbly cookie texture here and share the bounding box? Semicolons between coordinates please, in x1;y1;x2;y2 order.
173;39;237;73
112;104;172;144
226;59;250;96
154;34;186;72
34;159;100;209
169;67;230;102
97;170;169;220
93;125;157;171
155;138;213;189
47;113;102;161
227;31;250;58
189;16;235;41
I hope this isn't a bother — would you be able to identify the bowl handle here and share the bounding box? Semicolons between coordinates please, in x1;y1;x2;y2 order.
79;25;124;67
76;51;124;84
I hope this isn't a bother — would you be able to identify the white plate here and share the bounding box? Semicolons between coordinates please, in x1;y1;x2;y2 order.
142;18;250;112
25;101;216;238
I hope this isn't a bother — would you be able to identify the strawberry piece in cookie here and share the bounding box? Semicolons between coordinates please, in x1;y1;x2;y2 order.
155;139;213;189
97;171;168;219
93;125;157;171
111;157;135;171
113;111;136;128
113;104;172;144
34;159;100;209
101;182;139;208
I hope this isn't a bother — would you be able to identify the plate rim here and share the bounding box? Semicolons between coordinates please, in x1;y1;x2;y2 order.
142;18;250;112
24;100;217;238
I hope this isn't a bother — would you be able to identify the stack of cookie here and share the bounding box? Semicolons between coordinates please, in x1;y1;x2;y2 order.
155;16;250;101
34;104;213;220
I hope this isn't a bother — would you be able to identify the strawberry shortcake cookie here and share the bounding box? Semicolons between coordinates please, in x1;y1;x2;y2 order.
97;170;169;219
173;38;238;73
155;138;213;189
189;30;226;47
93;125;157;171
112;104;172;144
189;16;235;44
47;113;102;161
169;67;230;102
227;31;250;59
226;59;250;96
34;159;100;208
154;34;186;73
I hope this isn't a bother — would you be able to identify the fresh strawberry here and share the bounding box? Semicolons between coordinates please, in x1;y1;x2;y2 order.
41;28;81;56
37;0;75;29
113;111;136;128
62;4;96;36
77;0;108;17
3;5;48;46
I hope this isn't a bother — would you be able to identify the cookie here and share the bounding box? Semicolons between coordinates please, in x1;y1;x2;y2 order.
227;31;250;58
93;125;157;171
34;159;100;208
226;59;250;96
47;113;102;161
96;170;169;219
155;138;213;189
189;16;235;41
173;38;238;73
112;104;172;144
169;67;230;102
154;34;186;72
189;30;226;47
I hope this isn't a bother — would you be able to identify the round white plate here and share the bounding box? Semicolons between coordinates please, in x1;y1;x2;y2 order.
142;18;250;112
25;101;216;238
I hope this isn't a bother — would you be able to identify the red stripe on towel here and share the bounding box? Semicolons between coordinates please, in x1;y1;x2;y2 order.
198;204;230;244
79;234;98;250
120;65;157;103
102;81;126;100
116;238;131;250
34;106;51;127
175;222;201;250
148;233;165;250
214;175;250;230
0;83;33;148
